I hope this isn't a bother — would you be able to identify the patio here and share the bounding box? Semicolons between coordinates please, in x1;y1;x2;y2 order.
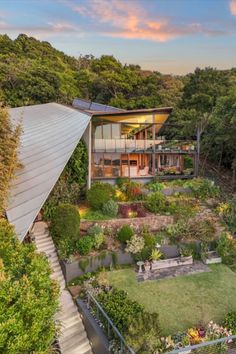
136;261;211;282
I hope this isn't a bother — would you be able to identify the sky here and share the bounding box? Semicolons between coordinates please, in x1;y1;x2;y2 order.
0;0;236;74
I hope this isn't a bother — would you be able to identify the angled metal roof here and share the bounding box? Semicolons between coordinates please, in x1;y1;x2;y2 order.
6;103;91;241
72;98;125;113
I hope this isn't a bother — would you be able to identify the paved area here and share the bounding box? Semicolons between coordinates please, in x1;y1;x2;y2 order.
137;261;211;282
33;222;93;354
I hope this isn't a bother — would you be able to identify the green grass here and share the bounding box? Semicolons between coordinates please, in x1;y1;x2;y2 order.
107;264;236;335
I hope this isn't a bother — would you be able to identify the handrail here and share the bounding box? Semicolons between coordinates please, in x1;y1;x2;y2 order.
164;334;236;353
87;291;135;354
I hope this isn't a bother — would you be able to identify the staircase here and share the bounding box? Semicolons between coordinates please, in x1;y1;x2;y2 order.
32;222;93;354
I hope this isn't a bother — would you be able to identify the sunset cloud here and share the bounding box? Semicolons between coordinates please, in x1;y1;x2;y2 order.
230;0;236;15
72;0;227;42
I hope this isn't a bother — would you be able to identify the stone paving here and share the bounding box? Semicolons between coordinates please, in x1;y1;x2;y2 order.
136;261;211;282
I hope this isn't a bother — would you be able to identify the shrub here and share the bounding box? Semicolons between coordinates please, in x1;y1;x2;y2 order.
97;289;144;332
87;182;115;210
102;199;118;217
180;244;193;257
93;233;105;250
149;249;163;261
141;226;156;248
87;224;103;237
145;191;166;214
184;178;220;200
125;311;161;353
125;181;143;201
133;246;153;262
49;203;80;259
116;177;129;189
223;311;236;334
117;224;134;244
77;236;93;256
125;235;145;254
217;197;236;234
0;219;59;353
87;225;105;250
147;181;164;192
167;218;215;243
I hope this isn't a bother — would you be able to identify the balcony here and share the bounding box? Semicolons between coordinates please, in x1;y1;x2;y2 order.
93;139;196;154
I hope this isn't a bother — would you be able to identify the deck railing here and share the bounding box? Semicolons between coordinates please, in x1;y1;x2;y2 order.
93;139;196;153
164;334;236;354
87;291;135;354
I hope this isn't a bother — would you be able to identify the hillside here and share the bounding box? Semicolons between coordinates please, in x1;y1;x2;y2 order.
0;34;184;108
0;33;235;182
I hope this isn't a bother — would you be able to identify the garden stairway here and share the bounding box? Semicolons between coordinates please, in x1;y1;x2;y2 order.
32;221;93;354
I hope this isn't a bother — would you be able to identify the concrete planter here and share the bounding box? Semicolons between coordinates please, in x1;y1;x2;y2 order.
202;251;222;265
151;255;193;271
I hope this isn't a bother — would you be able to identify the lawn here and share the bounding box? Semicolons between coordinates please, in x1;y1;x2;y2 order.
107;264;236;335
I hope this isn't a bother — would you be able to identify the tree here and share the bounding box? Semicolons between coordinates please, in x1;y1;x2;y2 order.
0;106;21;215
0;219;59;353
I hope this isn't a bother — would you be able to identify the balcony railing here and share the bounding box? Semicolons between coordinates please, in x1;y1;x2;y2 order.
93;139;196;153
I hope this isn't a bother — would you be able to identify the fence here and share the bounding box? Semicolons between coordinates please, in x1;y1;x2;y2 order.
164;335;236;354
87;291;135;354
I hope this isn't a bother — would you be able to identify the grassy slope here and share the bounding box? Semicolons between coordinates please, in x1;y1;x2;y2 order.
107;264;236;335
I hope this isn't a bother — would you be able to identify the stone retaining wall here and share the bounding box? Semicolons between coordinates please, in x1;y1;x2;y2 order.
81;215;174;234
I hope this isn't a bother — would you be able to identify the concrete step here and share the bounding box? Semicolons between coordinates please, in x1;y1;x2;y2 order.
60;314;82;328
33;221;92;354
37;244;56;253
60;322;85;341
35;238;54;247
59;331;89;354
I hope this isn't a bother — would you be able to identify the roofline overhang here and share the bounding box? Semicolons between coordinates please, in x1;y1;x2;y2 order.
90;107;173;118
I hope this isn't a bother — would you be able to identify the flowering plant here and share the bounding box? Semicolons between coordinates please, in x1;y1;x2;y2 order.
125;235;145;254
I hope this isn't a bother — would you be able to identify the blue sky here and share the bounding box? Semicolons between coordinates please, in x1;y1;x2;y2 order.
0;0;236;74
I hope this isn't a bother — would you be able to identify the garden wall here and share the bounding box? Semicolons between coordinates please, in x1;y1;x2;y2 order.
61;250;133;282
80;215;174;234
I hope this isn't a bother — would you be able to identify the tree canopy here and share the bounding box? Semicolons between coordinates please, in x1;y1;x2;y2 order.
0;33;235;174
0;219;59;353
0;106;21;215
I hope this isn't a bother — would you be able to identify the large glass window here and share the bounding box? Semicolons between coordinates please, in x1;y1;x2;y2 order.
92;153;104;177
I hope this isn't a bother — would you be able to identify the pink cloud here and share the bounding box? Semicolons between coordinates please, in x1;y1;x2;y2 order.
73;0;226;42
230;0;236;15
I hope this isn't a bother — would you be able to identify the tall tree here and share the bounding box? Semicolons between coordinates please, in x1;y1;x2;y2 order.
0;106;21;215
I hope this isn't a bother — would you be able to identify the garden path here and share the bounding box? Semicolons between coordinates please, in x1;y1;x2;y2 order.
32;221;93;354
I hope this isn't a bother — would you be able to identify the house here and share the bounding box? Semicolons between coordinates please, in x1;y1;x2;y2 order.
73;98;197;188
6;100;196;241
